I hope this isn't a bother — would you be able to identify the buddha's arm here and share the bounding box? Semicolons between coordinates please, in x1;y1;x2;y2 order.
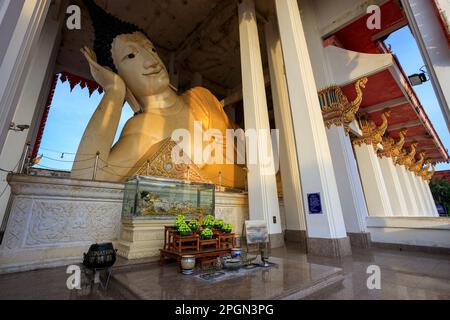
71;47;128;180
71;84;126;179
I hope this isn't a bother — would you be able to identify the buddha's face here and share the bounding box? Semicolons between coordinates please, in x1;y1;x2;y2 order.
112;32;169;98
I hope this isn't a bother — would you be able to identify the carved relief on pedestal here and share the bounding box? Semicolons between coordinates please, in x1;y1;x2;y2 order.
318;77;368;134
25;201;121;246
3;198;31;250
352;110;391;150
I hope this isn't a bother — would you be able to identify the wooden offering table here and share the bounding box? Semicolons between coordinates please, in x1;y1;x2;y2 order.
199;238;219;250
213;230;237;249
162;226;237;272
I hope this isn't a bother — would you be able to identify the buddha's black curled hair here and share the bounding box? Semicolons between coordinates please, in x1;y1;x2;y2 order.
82;0;148;73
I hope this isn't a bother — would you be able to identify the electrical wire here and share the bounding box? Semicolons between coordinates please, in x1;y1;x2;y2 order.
42;155;96;163
0;158;21;199
38;147;96;157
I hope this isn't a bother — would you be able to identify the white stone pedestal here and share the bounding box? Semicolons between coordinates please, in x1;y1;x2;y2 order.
117;191;250;259
0;175;123;274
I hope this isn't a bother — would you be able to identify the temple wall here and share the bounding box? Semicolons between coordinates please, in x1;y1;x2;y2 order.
0;175;250;273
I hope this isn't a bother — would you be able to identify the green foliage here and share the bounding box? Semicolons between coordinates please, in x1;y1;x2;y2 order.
201;228;213;239
188;219;199;231
203;214;215;228
213;219;224;229
174;215;186;229
429;178;450;214
223;223;233;233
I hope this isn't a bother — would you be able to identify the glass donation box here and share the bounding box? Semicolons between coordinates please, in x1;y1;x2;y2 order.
122;176;215;220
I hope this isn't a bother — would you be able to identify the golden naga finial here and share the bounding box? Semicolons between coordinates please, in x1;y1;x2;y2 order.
424;164;436;182
418;160;431;178
377;128;408;159
352;109;391;150
395;143;418;167
409;152;425;174
318;77;368;134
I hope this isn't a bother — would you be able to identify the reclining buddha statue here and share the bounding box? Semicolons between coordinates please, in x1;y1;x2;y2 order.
72;0;246;188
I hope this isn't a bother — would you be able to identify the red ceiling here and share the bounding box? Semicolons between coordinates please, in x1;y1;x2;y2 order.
334;1;406;54
341;70;404;107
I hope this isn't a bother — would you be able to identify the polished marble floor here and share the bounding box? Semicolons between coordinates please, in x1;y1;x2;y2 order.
0;245;448;300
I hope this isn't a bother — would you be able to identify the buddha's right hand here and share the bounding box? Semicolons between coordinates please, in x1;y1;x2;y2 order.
81;46;125;93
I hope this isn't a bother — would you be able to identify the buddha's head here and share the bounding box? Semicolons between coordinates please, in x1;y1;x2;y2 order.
83;0;169;99
112;32;169;97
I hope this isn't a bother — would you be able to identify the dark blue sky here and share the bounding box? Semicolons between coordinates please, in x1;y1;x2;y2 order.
37;26;449;172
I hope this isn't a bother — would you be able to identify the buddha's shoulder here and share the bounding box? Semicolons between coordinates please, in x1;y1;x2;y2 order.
182;87;223;111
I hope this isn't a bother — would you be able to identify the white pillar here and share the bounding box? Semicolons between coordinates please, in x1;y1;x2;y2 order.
395;164;419;216
238;0;283;247
265;16;306;244
297;0;369;247
327;126;369;237
0;0;51;153
416;175;435;216
402;0;450;131
407;170;427;216
354;144;394;217
275;0;351;257
378;156;408;216
0;3;64;227
422;179;439;216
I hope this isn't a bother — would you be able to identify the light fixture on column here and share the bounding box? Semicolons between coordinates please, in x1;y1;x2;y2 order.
9;122;30;132
408;66;429;86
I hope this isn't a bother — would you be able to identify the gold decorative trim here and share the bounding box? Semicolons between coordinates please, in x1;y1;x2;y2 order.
395;143;418;167
352;110;390;150
418;160;431;178
318;77;368;134
408;152;425;174
133;138;211;184
424;164;436;182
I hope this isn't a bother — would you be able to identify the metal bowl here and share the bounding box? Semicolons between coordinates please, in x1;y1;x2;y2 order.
223;258;241;271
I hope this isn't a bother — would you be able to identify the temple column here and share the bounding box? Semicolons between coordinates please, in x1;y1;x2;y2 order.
274;0;351;257
326;126;370;247
416;175;435;216
395;164;419;216
296;0;369;248
265;17;307;248
407;170;427;216
402;0;450;129
378;156;408;216
0;0;51;153
353;143;394;217
422;179;439;216
238;0;283;247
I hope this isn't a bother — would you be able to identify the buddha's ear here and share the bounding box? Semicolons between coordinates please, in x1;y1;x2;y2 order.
125;87;143;114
